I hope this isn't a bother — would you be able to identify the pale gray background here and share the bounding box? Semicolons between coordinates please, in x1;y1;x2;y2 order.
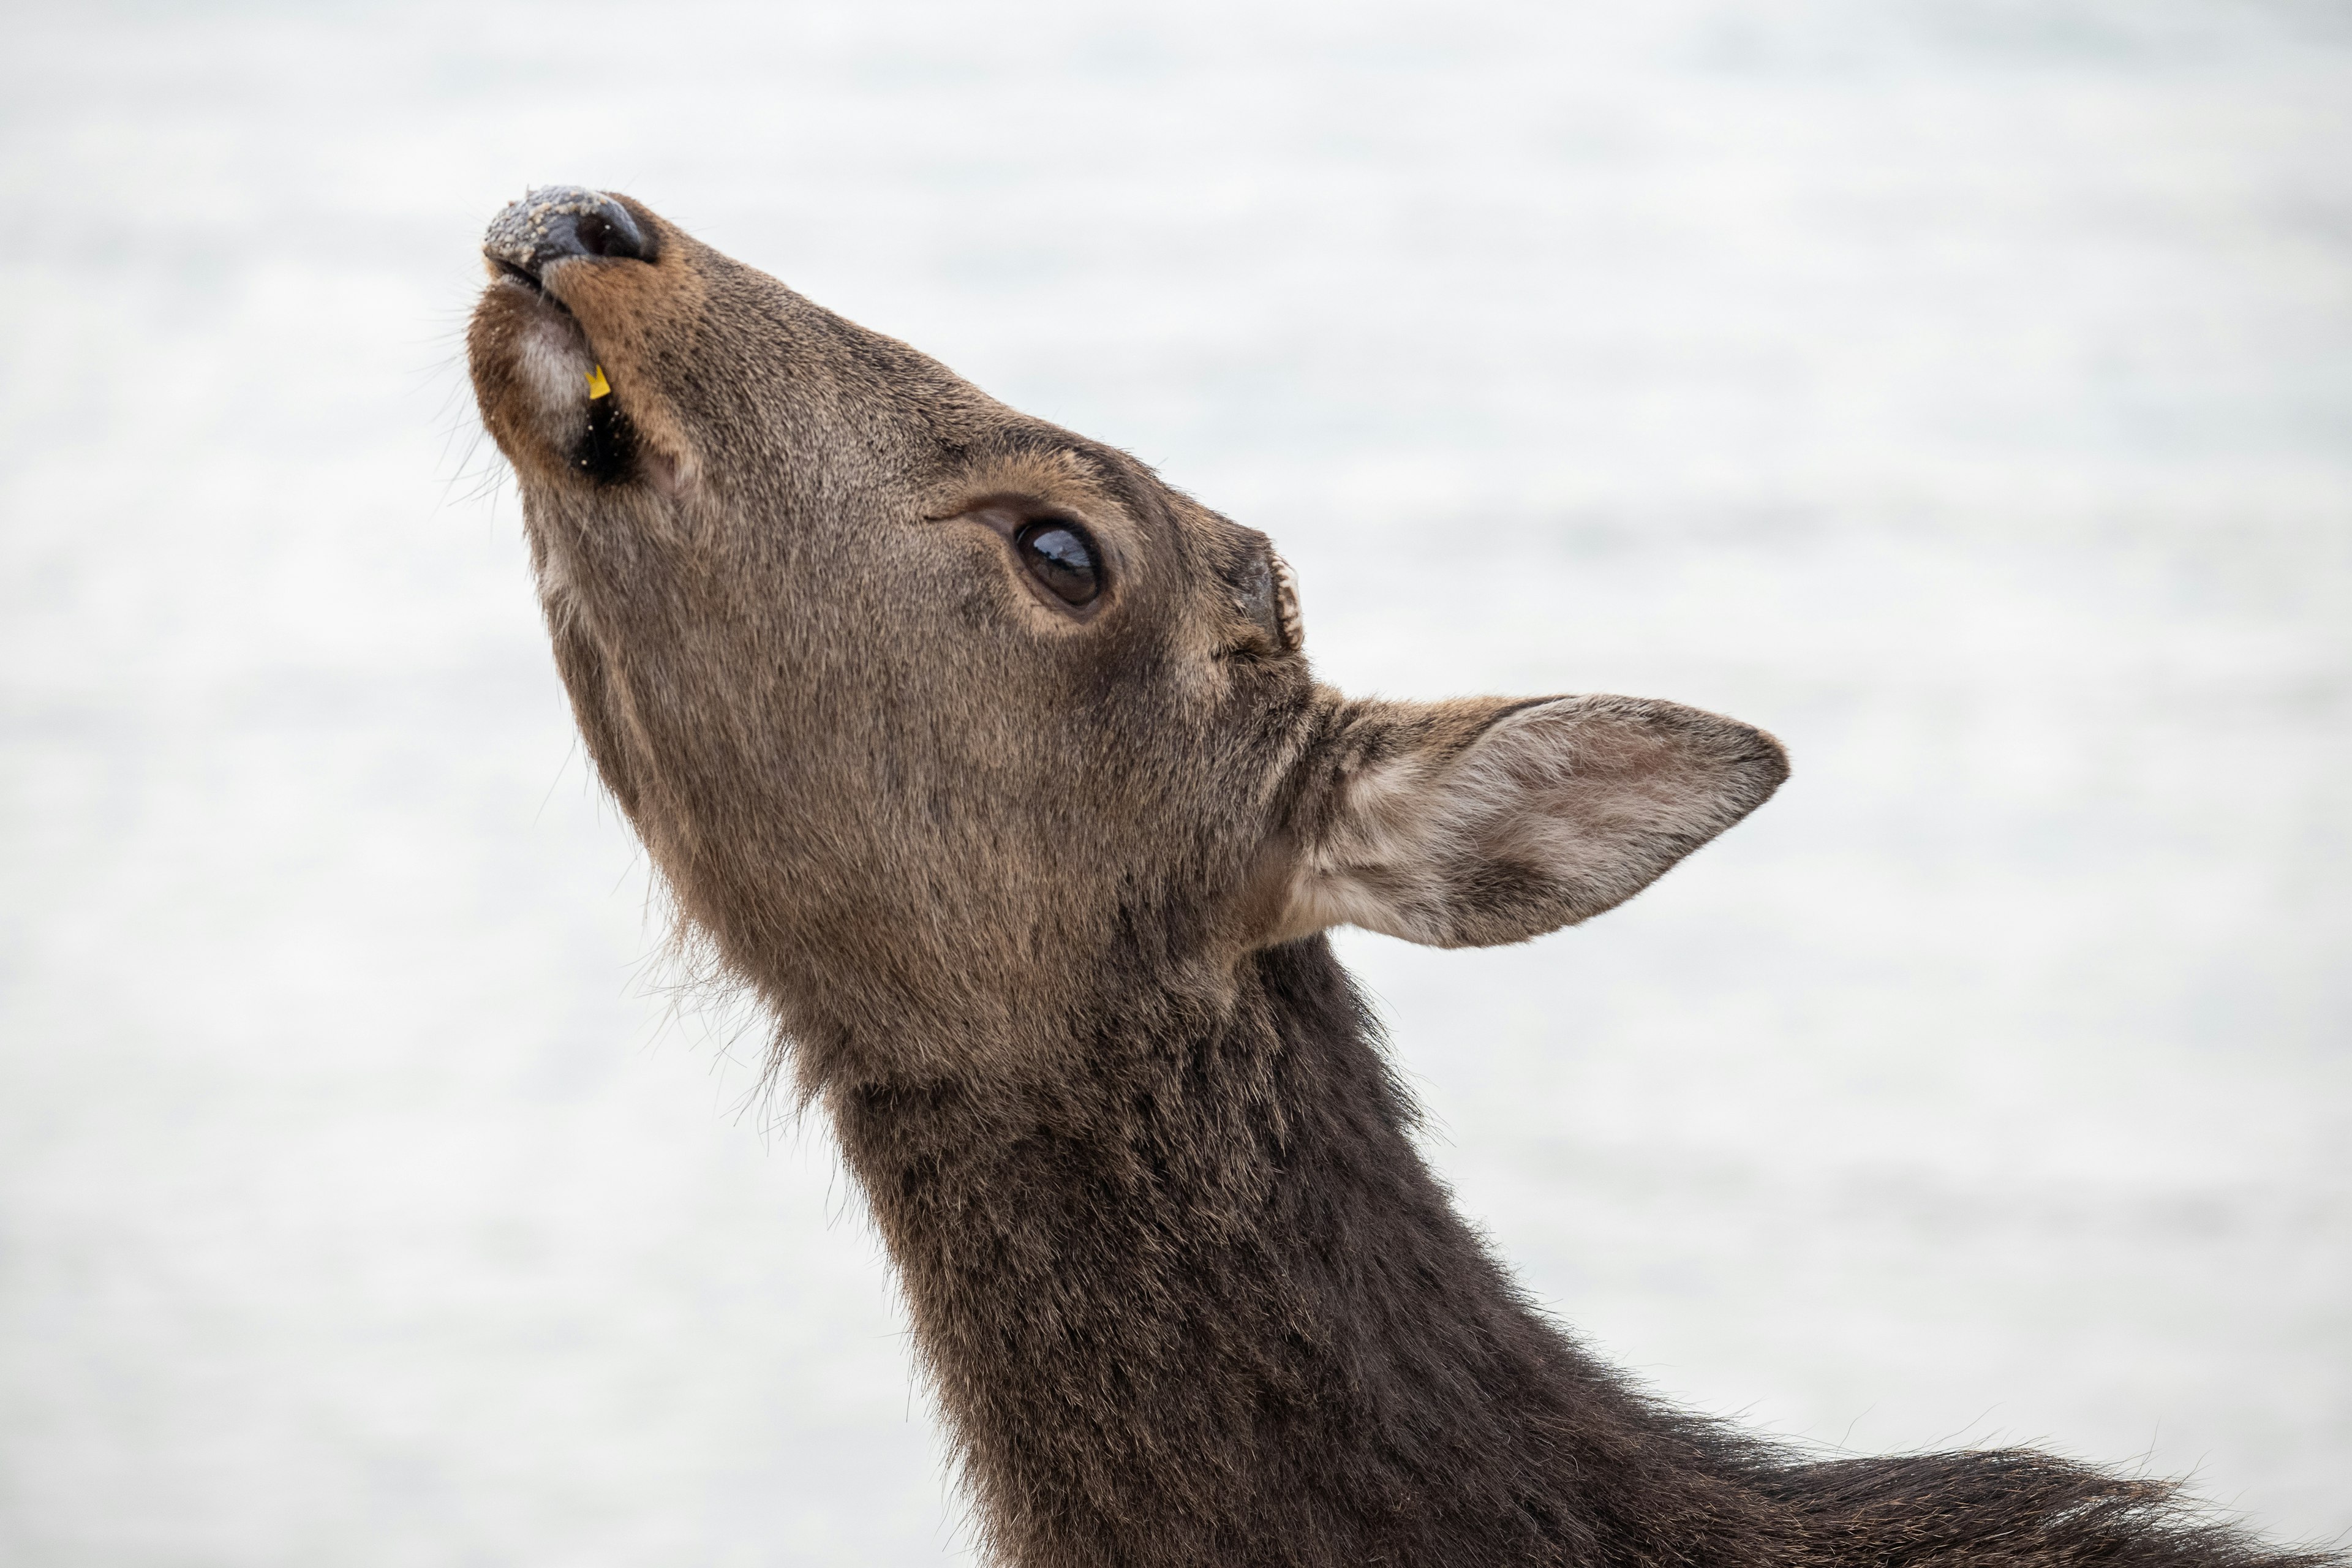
2;1;2346;1562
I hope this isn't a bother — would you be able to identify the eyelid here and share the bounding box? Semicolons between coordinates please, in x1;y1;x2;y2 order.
949;500;1087;541
950;503;1027;540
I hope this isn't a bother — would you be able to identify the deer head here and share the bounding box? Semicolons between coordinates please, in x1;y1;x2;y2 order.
466;187;1789;1088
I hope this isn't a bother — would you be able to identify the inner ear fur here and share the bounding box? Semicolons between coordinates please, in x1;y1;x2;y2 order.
1269;694;1789;949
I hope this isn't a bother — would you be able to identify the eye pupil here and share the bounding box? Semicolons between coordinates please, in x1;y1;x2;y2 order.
1016;521;1102;607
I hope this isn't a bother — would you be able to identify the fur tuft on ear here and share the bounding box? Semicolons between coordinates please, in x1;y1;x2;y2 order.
1268;695;1788;949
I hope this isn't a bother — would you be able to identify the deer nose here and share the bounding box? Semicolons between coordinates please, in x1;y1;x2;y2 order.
484;186;647;279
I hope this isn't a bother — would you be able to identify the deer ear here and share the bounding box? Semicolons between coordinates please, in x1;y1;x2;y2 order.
1267;695;1788;949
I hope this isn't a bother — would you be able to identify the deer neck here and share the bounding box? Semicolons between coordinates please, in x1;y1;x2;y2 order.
824;937;1772;1568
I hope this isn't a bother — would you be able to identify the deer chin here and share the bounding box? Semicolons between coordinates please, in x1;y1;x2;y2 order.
515;291;598;437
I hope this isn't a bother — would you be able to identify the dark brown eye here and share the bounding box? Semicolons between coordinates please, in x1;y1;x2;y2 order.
1015;520;1102;607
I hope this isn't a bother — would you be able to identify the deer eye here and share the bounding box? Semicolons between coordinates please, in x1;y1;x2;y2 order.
1015;520;1102;607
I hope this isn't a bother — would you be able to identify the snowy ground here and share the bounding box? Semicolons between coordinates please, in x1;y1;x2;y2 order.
2;1;2347;1562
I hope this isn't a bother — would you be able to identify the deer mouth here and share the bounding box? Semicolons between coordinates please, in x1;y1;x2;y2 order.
474;185;644;396
469;269;643;487
467;187;700;497
490;256;570;312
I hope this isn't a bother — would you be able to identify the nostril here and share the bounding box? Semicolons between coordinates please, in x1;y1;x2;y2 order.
484;186;652;278
573;206;646;261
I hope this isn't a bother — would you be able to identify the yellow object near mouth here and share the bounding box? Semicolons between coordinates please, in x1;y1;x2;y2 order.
585;364;612;400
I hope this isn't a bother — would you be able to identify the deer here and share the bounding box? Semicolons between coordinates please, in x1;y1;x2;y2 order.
466;186;2334;1568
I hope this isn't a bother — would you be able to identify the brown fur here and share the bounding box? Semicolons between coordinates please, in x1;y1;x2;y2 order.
467;187;2335;1568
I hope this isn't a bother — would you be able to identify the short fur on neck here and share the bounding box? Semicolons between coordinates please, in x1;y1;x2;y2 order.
832;939;2323;1568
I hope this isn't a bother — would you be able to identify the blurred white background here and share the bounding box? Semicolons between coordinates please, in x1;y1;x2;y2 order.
2;1;2346;1562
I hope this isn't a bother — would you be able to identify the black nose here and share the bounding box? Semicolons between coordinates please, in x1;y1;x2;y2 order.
484;186;649;279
